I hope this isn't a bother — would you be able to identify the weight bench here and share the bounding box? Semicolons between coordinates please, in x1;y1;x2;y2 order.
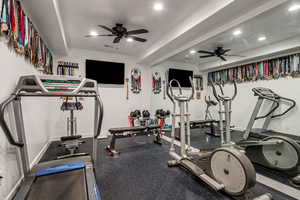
179;120;220;136
105;124;161;156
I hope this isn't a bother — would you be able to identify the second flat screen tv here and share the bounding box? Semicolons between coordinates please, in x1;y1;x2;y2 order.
168;68;193;87
86;59;125;85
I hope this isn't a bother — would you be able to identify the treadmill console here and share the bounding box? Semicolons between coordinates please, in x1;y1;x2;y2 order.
15;75;98;95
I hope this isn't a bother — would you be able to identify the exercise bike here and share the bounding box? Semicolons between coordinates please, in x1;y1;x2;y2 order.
166;74;271;199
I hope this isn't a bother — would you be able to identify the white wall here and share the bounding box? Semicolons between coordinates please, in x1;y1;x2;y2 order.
0;41;55;199
201;72;300;136
54;48;152;138
150;61;204;124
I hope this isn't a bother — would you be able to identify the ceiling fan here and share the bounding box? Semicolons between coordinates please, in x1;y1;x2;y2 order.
198;47;244;61
85;23;149;44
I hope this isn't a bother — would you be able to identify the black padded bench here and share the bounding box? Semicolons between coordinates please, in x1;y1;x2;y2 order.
179;120;220;136
105;125;161;156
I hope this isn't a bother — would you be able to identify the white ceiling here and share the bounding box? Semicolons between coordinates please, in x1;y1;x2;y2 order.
169;0;300;65
57;0;211;56
21;0;290;65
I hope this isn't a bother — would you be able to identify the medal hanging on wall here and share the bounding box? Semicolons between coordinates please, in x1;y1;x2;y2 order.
131;68;142;94
152;72;161;94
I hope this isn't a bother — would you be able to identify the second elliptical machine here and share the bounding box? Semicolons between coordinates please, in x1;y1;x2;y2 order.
166;72;271;199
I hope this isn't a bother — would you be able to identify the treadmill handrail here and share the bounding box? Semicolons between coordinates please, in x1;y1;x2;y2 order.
95;95;104;139
271;96;296;119
0;95;24;147
251;87;295;120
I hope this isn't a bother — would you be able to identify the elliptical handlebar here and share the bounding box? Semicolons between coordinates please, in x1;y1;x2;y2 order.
166;71;194;102
210;79;237;102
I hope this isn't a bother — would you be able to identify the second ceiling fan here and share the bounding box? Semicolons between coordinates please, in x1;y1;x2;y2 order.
198;47;244;61
86;23;149;44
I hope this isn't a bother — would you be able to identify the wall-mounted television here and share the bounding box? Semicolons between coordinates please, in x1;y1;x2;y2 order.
168;68;193;87
86;59;125;85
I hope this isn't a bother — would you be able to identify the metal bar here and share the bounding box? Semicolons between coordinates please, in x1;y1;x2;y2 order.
223;100;231;144
244;98;264;140
262;101;277;130
13;99;30;176
218;102;224;144
93;98;99;164
179;101;186;157
185;102;191;150
0;95;24;147
70;110;74;136
18;93;97;97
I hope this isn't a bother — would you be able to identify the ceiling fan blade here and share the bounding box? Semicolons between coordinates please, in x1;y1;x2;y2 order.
126;29;149;35
224;49;231;53
219;56;227;61
85;34;115;38
200;55;215;58
98;25;114;33
113;37;122;43
130;36;147;42
198;50;214;55
225;54;246;57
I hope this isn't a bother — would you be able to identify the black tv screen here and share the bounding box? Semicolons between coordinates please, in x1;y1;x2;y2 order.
86;59;125;84
168;68;193;87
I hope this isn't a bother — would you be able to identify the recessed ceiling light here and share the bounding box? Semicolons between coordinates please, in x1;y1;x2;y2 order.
190;50;196;54
89;31;98;37
258;36;266;41
233;30;242;36
126;37;133;42
153;2;164;11
289;4;300;12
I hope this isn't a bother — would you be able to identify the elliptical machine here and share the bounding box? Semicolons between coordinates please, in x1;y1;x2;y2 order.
166;73;271;199
210;81;300;187
58;97;87;159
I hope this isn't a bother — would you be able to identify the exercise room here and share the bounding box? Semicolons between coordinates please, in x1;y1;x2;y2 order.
1;0;300;199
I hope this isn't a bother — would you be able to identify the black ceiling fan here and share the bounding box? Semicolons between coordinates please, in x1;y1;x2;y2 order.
198;47;244;61
85;23;149;44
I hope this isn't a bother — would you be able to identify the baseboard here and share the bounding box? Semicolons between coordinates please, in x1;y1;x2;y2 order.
29;141;51;169
4;177;23;200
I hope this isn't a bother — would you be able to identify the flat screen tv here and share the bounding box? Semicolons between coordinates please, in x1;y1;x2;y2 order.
168;68;193;87
86;59;125;85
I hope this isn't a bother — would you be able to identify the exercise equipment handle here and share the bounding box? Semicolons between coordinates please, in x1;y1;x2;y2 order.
0;95;24;147
272;96;296;119
252;88;280;120
165;72;175;104
210;79;237;101
95;94;104;139
165;72;194;102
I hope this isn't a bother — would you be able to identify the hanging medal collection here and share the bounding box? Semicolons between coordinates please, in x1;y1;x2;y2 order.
0;0;53;74
208;54;300;85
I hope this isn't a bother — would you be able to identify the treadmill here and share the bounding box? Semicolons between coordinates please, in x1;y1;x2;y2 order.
244;87;299;143
0;75;104;200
